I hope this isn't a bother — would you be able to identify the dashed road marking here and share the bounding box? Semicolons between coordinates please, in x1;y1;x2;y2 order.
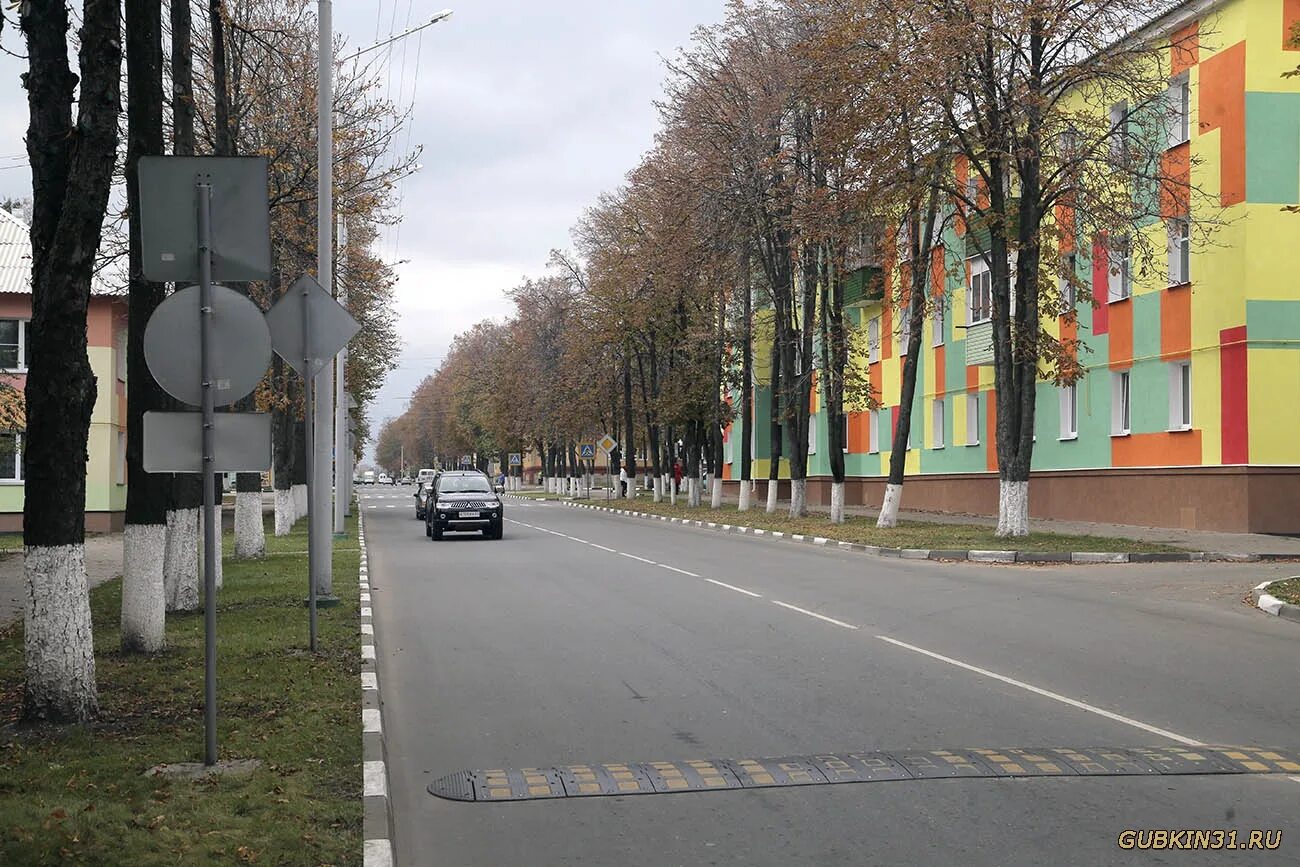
659;564;700;577
772;600;859;630
706;578;762;598
619;552;656;565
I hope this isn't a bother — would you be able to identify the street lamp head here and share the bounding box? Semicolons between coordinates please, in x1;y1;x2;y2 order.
432;9;454;24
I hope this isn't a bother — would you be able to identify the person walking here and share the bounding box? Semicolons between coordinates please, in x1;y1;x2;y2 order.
672;459;683;497
618;466;629;497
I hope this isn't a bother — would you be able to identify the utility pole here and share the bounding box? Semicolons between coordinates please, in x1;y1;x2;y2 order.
334;210;348;535
313;0;335;600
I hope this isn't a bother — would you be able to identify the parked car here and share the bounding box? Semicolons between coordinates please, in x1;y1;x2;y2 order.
377;472;392;485
414;476;439;521
416;468;437;486
363;470;376;485
425;470;505;540
399;475;412;485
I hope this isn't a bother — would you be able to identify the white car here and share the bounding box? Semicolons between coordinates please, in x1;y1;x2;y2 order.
416;468;437;486
377;472;392;485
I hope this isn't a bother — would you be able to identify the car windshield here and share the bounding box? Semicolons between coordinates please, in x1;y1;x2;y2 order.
438;475;491;494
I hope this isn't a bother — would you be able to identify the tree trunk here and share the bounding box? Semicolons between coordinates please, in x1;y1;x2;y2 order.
766;327;782;514
292;419;308;519
121;0;167;653
622;356;636;498
740;245;753;512
20;0;122;722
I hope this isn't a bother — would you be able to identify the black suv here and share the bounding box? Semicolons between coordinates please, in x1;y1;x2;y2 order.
425;471;504;540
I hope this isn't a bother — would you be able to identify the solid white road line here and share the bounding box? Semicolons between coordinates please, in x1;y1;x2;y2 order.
619;552;656;564
706;578;763;598
659;564;700;577
772;600;859;630
874;634;1203;746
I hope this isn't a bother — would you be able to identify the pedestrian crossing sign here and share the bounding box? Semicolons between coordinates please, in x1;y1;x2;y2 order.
508;452;522;466
579;443;597;459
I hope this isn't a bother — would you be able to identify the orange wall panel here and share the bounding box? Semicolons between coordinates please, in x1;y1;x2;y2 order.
1160;143;1190;219
1109;299;1133;368
985;393;998;472
1161;285;1191;361
1198;41;1246;207
1172;21;1200;72
1113;431;1203;467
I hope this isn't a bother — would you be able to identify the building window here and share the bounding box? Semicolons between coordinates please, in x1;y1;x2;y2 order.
907;414;914;450
0;430;21;481
1059;253;1077;314
899;301;912;355
116;429;127;484
867;316;880;363
968;257;992;324
1058;383;1078;439
868;409;879;454
1168;362;1192;430
966;392;980;446
1166;74;1190;148
932;398;945;449
0;319;29;372
933;300;944;347
116;328;127;382
897;219;911;261
807;413;816;455
840;413;850;453
966;162;980;205
1108;235;1132;301
1112;370;1131;435
725;431;734;464
1109;100;1128;161
1167;218;1190;286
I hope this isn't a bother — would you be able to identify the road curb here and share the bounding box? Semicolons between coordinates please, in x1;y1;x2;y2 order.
358;513;394;867
501;494;1297;566
1251;578;1300;624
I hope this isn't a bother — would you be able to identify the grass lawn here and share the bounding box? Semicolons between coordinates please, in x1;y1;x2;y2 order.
0;514;361;865
566;497;1180;553
1266;577;1300;606
0;533;21;554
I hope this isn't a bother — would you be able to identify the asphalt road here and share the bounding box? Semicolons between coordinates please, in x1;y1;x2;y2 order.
360;487;1300;866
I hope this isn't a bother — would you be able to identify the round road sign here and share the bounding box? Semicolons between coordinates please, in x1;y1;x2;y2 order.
144;283;272;408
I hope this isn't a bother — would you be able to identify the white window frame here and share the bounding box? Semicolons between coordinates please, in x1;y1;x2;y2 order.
1166;73;1190;149
899;300;912;355
965;163;980;205
867;316;880;363
897;219;912;262
0;319;29;373
116;429;127;484
965;392;980;446
807;413;817;455
0;430;22;482
932;398;945;449
1058;253;1077;314
868;409;879;454
1112;370;1131;436
932;299;944;347
116;327;127;382
725;430;734;464
840;413;850;454
1167;218;1190;286
968;257;992;325
1109;235;1132;302
1109;100;1129;161
1058;383;1078;440
1168;361;1192;431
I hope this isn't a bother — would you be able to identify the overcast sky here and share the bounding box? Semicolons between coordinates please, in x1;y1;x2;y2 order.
0;0;728;461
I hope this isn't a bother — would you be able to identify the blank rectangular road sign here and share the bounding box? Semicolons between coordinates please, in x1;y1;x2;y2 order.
143;411;272;473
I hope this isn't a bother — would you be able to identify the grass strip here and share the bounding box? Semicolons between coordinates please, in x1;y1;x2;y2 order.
1266;577;1300;606
0;514;361;865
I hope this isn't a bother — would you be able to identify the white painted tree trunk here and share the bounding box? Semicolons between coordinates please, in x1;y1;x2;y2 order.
877;483;903;528
292;484;308;521
626;478;636;499
765;480;779;513
164;507;200;612
234;491;265;559
24;544;98;721
669;478;677;505
710;475;723;509
738;479;752;512
201;508;224;590
274;489;294;536
653;475;663;502
789;478;807;518
121;524;167;653
829;482;845;524
688;477;701;507
996;479;1031;537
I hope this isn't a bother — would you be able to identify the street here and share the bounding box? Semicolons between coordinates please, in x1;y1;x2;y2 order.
360;487;1300;866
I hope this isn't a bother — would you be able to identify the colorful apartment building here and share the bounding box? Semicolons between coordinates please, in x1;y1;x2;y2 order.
0;206;128;533
724;0;1300;533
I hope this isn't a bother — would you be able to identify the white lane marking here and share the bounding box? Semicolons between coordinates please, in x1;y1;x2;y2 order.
772;600;859;630
590;543;615;552
659;564;700;577
874;634;1203;746
362;708;382;733
619;552;656;564
706;578;762;598
364;760;388;797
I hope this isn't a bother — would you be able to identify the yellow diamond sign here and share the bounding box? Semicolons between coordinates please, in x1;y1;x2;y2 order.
597;434;618;454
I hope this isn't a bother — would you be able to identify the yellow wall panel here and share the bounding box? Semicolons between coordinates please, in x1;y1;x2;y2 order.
1247;348;1300;463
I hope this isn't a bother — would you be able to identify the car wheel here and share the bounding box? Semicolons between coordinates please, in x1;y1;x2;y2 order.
425;522;432;538
431;525;443;541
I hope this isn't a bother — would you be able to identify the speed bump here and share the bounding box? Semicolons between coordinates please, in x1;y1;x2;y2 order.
427;745;1300;803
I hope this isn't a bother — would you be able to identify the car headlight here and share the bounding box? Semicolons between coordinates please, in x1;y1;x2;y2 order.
435;501;455;510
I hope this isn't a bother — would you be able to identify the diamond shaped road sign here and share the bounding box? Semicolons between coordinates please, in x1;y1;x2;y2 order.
266;273;361;378
597;434;618;455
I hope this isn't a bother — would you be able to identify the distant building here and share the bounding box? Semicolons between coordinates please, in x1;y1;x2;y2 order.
0;206;128;533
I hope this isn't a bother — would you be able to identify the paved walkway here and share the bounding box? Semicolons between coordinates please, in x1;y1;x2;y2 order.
536;483;1300;556
0;533;124;628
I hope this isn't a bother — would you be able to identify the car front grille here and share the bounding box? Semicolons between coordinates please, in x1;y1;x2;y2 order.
445;501;495;510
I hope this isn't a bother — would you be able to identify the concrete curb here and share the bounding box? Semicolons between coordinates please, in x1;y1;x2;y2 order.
1251;578;1300;624
358;514;394;867
502;494;1296;566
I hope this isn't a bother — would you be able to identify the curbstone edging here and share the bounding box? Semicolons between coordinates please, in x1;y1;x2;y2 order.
1251;578;1300;624
499;494;1297;567
357;513;395;867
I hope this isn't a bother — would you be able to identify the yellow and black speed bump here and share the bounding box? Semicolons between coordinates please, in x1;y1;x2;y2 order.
427;746;1300;802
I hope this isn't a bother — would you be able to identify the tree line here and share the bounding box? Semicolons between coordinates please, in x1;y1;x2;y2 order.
383;0;1205;529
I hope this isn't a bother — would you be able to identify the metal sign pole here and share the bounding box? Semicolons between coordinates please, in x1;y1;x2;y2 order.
197;181;219;767
302;276;317;652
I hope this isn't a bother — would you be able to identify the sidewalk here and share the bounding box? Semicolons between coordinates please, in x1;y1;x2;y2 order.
0;532;123;628
533;483;1300;557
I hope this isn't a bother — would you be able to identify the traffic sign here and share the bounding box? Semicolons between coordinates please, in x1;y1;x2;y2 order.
597;434;618;455
266;273;362;378
508;452;522;466
143;412;271;472
144;283;272;407
578;443;596;459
